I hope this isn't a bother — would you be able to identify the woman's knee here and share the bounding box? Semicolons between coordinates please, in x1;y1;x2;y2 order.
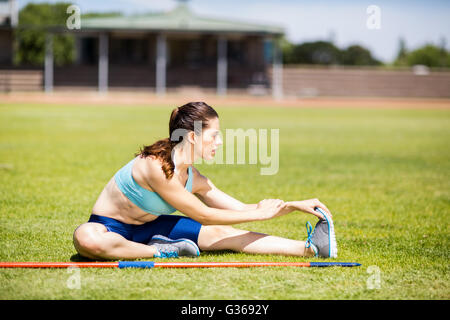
73;223;107;258
197;225;243;250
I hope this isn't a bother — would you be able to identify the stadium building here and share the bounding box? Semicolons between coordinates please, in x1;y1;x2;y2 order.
47;1;284;97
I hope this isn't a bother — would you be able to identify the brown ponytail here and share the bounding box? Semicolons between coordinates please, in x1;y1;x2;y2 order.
135;102;218;180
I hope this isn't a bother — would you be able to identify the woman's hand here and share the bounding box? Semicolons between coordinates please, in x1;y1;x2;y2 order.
256;199;288;220
286;199;333;220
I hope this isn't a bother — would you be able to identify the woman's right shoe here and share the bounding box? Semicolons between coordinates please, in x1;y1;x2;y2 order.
305;208;338;258
148;235;200;258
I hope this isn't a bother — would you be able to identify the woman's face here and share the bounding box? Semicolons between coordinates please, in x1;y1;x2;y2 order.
194;117;222;161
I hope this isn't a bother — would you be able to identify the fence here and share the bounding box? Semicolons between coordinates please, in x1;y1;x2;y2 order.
270;66;450;98
1;65;450;98
0;69;43;92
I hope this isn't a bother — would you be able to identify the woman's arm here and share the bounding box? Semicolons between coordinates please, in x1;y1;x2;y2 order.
191;168;332;220
144;163;286;225
193;174;249;211
191;168;263;211
243;203;258;210
283;199;333;220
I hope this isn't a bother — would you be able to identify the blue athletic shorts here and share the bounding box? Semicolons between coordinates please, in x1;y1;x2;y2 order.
88;214;202;245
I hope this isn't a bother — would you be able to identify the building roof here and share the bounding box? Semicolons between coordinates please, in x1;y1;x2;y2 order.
80;3;284;36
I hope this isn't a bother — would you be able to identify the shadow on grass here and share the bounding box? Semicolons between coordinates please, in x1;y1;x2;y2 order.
70;254;96;262
69;250;236;262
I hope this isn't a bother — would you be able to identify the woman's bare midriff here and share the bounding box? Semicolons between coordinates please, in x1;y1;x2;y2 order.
91;156;192;225
91;176;158;225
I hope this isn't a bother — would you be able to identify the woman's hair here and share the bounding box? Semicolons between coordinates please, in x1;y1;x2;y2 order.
135;102;219;180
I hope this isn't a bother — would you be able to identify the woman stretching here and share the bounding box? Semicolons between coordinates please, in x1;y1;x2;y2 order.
73;102;337;260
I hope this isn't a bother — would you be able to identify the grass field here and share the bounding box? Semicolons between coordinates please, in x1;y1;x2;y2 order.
0;100;449;300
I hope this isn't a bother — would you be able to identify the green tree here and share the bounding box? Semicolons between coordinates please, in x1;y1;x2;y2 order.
406;44;450;68
282;40;382;66
279;36;294;63
397;38;408;59
283;41;341;65
81;12;122;19
340;45;381;66
393;37;408;66
14;2;74;66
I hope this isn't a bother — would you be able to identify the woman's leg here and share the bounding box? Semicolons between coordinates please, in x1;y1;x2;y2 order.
197;225;315;257
73;222;158;260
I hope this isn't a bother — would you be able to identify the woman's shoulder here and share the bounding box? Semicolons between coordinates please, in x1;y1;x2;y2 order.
139;154;161;166
135;154;160;169
134;155;166;185
135;156;208;189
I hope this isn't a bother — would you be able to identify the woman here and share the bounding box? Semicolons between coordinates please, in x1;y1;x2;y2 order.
73;102;337;260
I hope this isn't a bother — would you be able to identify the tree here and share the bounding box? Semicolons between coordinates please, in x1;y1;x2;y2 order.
279;36;294;64
282;40;381;66
394;37;408;66
14;2;75;66
81;12;122;19
284;41;341;65
406;44;450;68
340;45;381;66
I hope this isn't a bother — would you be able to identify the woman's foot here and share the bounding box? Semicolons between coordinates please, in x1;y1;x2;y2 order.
305;215;338;258
148;235;200;258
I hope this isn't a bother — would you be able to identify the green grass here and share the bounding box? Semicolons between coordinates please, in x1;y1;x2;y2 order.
0;102;449;299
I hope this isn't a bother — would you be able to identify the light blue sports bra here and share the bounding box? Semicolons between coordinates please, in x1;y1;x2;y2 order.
114;157;193;215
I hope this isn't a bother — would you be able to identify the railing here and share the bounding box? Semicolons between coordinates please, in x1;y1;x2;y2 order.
0;69;43;92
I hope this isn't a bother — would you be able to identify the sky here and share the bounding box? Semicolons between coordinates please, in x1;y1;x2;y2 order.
17;0;450;63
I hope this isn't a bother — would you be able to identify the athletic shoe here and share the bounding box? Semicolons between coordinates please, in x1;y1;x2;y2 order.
148;235;200;258
305;207;338;258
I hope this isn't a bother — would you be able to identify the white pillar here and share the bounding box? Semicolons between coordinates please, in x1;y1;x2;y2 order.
9;0;18;27
272;37;283;100
217;36;227;96
44;33;53;93
98;32;109;92
156;34;167;96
